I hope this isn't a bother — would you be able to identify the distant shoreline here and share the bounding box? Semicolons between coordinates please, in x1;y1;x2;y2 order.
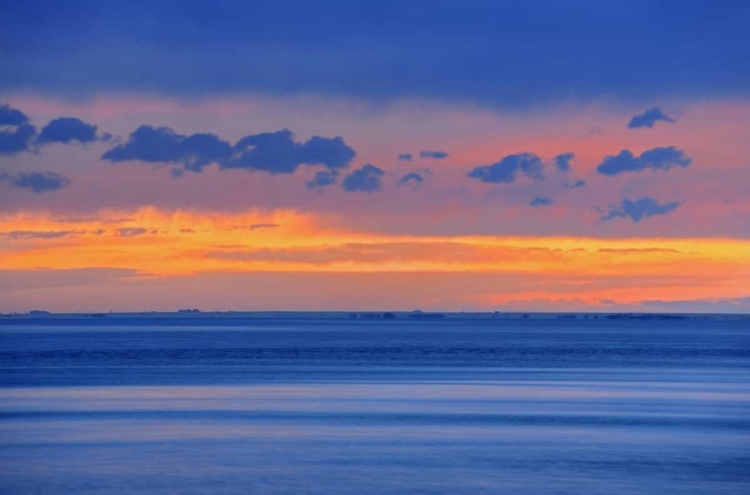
1;310;748;321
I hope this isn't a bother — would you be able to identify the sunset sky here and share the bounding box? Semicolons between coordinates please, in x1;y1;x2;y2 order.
1;0;748;312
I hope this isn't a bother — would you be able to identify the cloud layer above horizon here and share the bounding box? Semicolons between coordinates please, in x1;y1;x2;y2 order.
1;1;748;107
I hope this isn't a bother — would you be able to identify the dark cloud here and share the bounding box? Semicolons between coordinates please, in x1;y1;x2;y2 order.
398;172;424;186
0;104;106;153
600;197;680;222
529;196;553;207
0;103;29;126
1;172;70;193
628;107;676;128
228;130;354;174
102;126;233;172
0;123;36;156
37;117;98;145
299;135;356;170
2;3;747;107
228;130;298;173
467;152;544;184
343;164;385;193
420;150;448;159
117;227;148;237
229;129;356;174
398;153;413;161
596;146;691;176
179;228;196;234
565;180;587;188
554;152;574;172
102;126;355;176
306;170;339;189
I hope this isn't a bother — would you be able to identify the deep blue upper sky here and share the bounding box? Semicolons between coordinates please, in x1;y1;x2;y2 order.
1;0;749;106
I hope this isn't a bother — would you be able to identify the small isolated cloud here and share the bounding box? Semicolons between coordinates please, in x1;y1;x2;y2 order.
343;164;385;192
1;171;70;193
628;107;676;129
564;180;586;188
0;103;29;126
398;172;424;186
102;126;356;176
467;152;545;184
37;117;98;145
529;196;553;207
554;152;574;172
600;197;680;222
398;153;413;161
306;170;339;189
420;150;448;159
117;227;148;237
179;228;196;234
596;146;691;176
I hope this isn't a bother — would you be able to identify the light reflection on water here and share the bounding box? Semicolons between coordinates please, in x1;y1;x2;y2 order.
1;317;749;494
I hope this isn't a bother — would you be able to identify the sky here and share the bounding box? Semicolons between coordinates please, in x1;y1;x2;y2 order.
0;0;749;313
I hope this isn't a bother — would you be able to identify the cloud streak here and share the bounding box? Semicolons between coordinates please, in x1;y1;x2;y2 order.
420;150;449;159
564;180;586;189
1;172;71;193
530;196;553;207
117;227;148;237
0;230;77;240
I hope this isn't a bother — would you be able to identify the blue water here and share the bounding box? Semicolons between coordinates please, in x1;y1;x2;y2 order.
1;316;749;494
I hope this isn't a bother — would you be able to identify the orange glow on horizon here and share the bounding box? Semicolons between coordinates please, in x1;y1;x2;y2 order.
1;207;748;309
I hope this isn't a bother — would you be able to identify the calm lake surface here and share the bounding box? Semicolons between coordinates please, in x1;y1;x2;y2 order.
1;316;749;494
